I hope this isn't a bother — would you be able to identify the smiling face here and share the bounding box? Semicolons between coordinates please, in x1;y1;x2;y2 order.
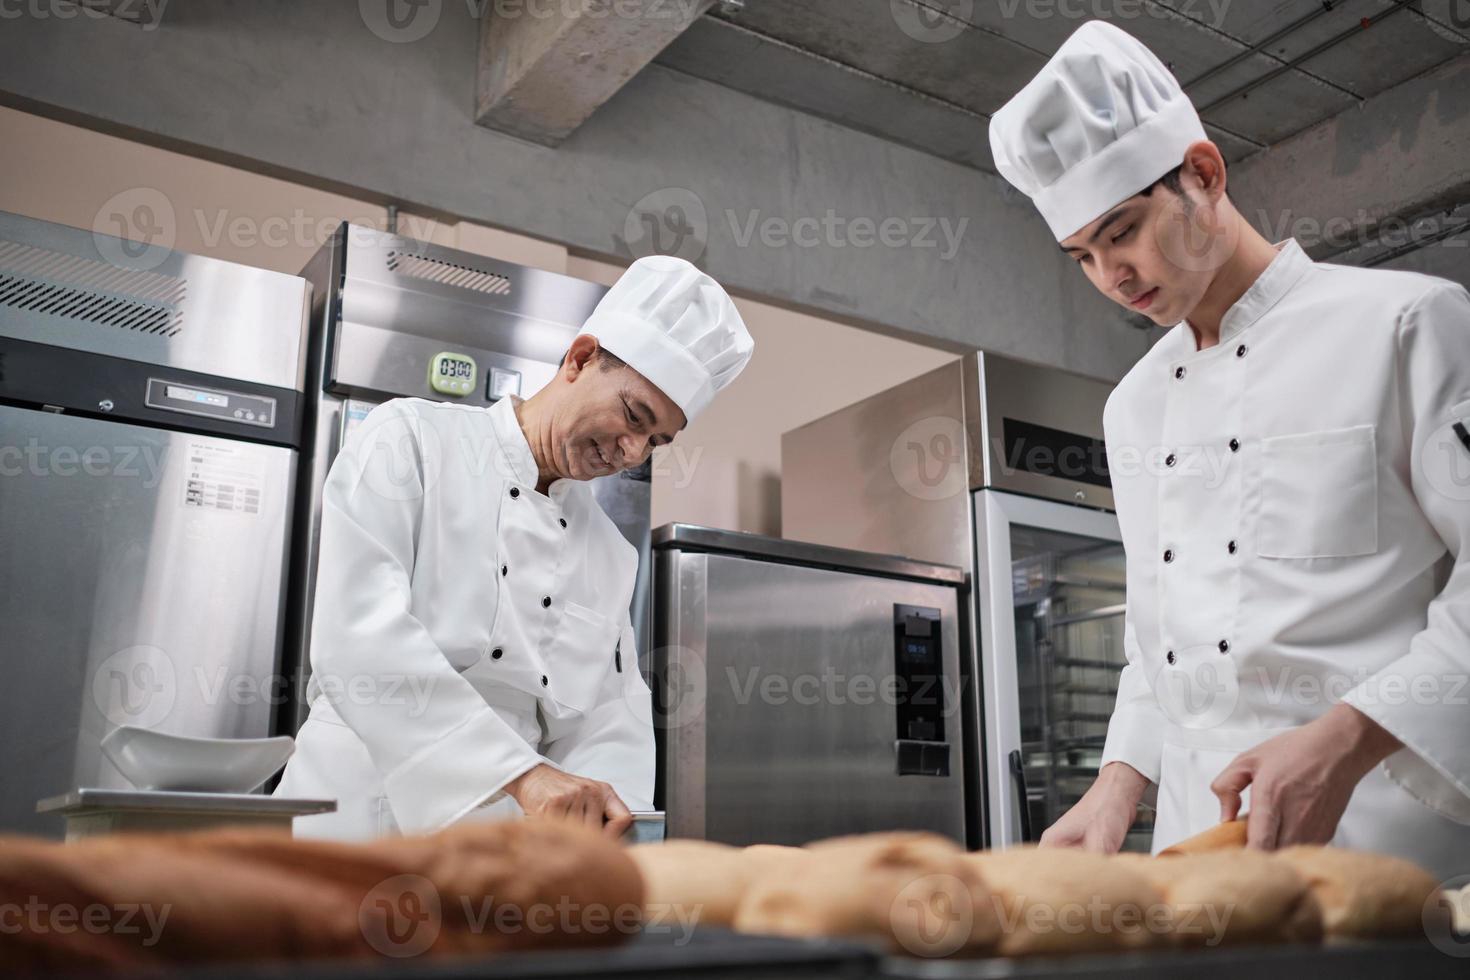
1059;141;1236;327
544;333;687;482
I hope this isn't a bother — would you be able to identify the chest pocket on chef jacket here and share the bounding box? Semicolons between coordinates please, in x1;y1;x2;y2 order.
1257;424;1378;559
547;601;619;713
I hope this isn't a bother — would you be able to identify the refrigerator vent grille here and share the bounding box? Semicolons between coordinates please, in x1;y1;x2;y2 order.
0;241;186;337
386;249;512;297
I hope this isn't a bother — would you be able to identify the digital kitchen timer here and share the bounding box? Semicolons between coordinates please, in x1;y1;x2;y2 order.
428;351;477;396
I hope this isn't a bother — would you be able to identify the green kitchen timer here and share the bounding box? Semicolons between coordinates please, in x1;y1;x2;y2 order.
429;352;477;396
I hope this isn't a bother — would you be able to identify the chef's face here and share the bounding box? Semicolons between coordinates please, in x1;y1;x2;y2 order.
551;334;686;481
1060;145;1233;327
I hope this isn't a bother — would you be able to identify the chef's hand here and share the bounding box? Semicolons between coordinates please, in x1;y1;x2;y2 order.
1039;761;1150;853
1211;703;1401;849
504;764;633;838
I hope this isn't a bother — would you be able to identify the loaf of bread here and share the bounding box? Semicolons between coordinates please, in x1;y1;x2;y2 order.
735;832;997;957
961;846;1170;956
627;839;807;929
1158;817;1248;855
1272;845;1448;941
0;833;365;973
1114;849;1322;947
0;818;644;973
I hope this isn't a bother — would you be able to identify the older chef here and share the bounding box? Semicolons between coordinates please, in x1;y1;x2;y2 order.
989;21;1470;875
275;256;754;840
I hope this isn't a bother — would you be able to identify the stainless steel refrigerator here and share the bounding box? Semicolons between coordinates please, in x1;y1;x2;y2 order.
284;224;652;733
0;211;310;836
651;524;970;846
782;353;1148;851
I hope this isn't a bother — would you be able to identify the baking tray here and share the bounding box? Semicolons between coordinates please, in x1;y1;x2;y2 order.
879;939;1467;980
88;928;878;980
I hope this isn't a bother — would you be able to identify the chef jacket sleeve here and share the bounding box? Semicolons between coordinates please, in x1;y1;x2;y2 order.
540;616;656;811
1343;280;1470;823
1099;617;1166;784
1097;407;1168;785
310;400;546;834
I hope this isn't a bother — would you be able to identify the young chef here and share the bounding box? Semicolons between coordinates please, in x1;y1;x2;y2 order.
275;255;754;840
989;20;1470;875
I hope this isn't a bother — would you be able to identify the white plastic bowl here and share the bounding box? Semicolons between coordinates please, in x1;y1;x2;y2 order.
100;726;295;793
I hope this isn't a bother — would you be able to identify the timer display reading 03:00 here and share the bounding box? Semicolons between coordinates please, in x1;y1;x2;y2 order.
439;357;473;379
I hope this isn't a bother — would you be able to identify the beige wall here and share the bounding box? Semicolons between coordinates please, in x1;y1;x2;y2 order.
1;106;955;536
566;256;956;534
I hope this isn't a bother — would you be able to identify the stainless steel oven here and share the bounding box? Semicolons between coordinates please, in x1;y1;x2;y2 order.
651;524;970;846
782;353;1147;851
0;210;309;836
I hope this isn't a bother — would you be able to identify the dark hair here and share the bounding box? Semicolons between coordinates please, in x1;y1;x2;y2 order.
559;345;627;370
1142;163;1186;197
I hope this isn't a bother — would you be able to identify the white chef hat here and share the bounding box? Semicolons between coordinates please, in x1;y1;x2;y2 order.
582;256;754;423
989;20;1207;241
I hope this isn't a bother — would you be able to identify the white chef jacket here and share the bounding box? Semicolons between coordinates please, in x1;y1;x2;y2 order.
1099;239;1470;877
274;396;655;840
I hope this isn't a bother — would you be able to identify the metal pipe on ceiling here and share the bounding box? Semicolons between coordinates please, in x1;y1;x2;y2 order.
1197;0;1421;116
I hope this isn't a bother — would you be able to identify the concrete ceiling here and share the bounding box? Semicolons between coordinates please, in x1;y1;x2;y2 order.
654;0;1470;171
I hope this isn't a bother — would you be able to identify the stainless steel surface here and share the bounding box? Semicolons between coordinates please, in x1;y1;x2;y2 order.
624;810;667;845
0;210;308;391
0;212;308;837
654;527;967;846
781;360;972;571
331;225;608;404
285;225;651;733
0;406;297;836
653;523;966;587
781;354;1113;568
781;354;1122;850
966;352;1114;511
37;788;336;815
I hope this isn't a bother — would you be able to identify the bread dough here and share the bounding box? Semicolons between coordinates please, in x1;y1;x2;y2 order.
736;832;997;957
1273;845;1448;940
1115;849;1322;947
628;839;812;930
0;819;646;971
962;846;1170;956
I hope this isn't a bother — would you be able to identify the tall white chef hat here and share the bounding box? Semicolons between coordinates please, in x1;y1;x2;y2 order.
582;255;754;423
989;20;1207;241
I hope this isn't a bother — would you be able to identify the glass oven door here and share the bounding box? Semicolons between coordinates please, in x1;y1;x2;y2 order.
973;490;1152;851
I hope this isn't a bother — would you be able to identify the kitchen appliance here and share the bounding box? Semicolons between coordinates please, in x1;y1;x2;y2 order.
285;224;651;732
0;210;310;836
782;353;1144;851
651;524;969;846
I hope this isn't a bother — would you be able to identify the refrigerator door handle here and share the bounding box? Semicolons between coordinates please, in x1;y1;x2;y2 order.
1008;749;1033;843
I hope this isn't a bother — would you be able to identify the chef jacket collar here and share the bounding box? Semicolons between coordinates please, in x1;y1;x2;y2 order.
488;395;579;502
1182;239;1312;351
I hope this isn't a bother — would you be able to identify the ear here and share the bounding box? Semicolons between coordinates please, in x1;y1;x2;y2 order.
1181;140;1228;204
561;333;600;382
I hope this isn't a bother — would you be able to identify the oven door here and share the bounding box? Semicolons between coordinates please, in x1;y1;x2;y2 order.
973;490;1150;851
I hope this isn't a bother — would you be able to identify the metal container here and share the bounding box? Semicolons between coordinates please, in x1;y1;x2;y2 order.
782;353;1146;850
651;524;970;846
0;210;310;836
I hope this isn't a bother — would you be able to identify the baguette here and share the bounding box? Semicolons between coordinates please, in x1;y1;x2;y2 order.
962;845;1170;956
1272;845;1448;941
736;832;997;957
1114;849;1322;947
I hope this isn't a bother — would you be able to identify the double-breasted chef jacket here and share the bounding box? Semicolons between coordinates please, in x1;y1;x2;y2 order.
1099;238;1470;877
275;395;654;840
